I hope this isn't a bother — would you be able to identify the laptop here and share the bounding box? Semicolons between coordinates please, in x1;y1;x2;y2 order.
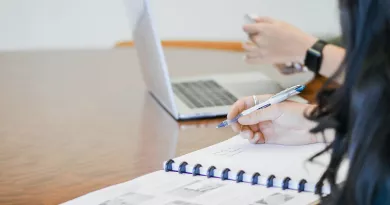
128;0;286;120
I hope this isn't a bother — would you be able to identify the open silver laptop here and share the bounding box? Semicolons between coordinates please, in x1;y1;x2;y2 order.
128;0;283;120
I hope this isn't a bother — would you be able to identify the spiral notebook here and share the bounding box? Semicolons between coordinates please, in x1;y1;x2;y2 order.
62;135;349;205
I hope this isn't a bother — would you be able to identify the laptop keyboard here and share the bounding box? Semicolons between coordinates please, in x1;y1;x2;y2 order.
172;80;237;109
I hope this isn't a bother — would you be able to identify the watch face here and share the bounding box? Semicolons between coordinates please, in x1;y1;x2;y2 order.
308;47;322;57
304;40;326;73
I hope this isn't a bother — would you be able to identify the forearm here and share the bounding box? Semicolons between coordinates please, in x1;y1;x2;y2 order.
318;44;346;84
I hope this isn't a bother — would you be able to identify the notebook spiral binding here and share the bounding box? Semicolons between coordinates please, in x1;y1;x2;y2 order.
164;159;324;194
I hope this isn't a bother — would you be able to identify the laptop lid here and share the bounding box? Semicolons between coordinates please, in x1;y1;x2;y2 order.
125;0;179;119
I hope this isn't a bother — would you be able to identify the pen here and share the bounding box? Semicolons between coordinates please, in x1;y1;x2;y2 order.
216;85;305;128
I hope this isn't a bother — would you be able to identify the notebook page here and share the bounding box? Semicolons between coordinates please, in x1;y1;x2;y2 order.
169;135;349;194
61;170;319;205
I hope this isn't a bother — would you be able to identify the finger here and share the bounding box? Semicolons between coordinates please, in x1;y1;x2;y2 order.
228;98;252;133
242;43;262;59
243;40;256;46
231;122;240;133
245;51;262;59
249;124;259;133
249;131;266;144
242;23;268;35
253;16;275;24
243;21;272;35
257;131;266;144
251;122;267;144
248;121;269;144
249;34;262;46
242;42;258;52
238;104;282;125
240;125;253;139
249;34;270;49
228;104;245;133
228;95;272;129
245;124;259;141
227;99;247;120
242;24;259;34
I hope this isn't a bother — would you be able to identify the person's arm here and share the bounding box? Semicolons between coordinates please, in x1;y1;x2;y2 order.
319;44;346;84
242;16;346;83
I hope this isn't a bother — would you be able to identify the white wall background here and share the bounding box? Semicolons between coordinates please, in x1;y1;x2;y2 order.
0;0;340;51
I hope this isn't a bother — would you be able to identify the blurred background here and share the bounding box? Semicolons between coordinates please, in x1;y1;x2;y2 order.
0;0;340;51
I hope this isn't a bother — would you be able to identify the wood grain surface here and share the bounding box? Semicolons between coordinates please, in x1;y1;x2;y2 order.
0;48;326;205
115;40;244;52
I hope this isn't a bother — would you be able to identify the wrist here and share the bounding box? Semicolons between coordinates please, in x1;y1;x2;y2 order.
295;36;318;63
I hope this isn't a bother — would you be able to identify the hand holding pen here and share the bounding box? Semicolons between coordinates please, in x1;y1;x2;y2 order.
217;85;324;145
217;85;305;128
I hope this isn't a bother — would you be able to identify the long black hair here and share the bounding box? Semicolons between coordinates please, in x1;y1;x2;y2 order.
306;0;390;204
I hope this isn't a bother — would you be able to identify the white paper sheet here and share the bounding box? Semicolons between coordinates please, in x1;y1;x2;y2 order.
61;170;319;205
170;135;349;194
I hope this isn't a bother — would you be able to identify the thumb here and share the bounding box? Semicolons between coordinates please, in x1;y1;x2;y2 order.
238;104;282;125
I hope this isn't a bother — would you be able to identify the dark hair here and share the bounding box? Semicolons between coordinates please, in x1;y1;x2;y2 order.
306;0;390;204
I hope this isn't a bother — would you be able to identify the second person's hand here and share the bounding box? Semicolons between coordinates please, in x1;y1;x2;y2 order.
242;16;318;65
227;95;326;145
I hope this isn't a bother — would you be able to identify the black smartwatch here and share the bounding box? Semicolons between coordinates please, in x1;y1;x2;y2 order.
304;40;328;74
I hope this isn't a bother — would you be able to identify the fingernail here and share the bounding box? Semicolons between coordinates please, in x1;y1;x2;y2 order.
240;130;251;139
249;133;260;144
